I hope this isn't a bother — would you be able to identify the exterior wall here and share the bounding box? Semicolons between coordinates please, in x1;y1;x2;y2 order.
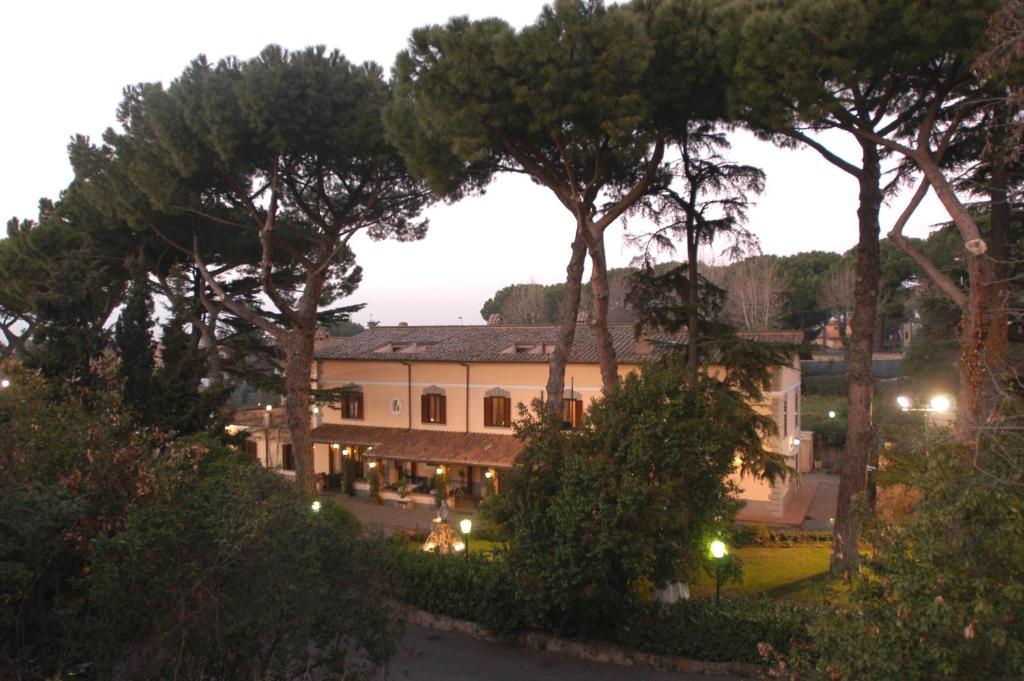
317;360;638;434
310;354;801;517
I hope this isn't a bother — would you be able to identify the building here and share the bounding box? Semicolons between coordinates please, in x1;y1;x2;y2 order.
236;324;811;519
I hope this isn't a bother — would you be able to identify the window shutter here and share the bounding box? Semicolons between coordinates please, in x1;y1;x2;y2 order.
439;396;447;424
503;397;511;427
483;397;492;427
421;394;429;423
574;399;584;427
356;394;364;419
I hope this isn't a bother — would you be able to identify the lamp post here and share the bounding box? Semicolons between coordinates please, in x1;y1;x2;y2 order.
460;518;472;560
0;378;10;389
710;539;727;607
896;394;952;440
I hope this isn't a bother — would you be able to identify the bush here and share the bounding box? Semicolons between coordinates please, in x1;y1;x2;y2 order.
617;597;813;664
733;525;832;547
808;442;1024;680
85;450;391;680
388;547;526;634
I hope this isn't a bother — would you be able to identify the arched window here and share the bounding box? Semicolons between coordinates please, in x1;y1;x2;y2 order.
339;383;363;420
422;385;447;424
483;387;511;427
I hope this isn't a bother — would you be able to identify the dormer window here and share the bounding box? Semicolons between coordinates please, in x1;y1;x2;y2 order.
374;342;436;353
502;343;558;355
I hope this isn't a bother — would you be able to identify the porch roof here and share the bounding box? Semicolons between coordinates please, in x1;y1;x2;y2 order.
309;424;524;469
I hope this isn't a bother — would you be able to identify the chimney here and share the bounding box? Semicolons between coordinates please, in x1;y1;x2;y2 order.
398;321;409;327
487;313;503;326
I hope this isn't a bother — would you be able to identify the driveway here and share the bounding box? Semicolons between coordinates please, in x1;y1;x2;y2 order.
386;624;746;681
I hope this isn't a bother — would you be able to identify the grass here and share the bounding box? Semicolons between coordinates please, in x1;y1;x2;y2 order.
690;545;833;603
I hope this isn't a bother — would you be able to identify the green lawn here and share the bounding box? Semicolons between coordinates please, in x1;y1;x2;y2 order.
690;546;833;602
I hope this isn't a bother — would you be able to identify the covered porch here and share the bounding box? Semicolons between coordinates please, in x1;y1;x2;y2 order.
310;424;523;509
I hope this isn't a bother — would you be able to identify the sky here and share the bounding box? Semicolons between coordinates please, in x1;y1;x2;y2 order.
1;0;953;326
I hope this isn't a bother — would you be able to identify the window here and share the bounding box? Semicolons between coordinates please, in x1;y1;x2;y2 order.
341;391;363;419
422;393;447;424
483;396;511;427
563;398;584;429
282;443;295;471
243;439;258;458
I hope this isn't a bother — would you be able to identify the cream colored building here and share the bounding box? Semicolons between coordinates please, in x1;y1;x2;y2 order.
239;324;809;518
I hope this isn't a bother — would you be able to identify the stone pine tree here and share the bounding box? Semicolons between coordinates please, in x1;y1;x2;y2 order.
729;0;996;576
386;0;725;410
114;266;156;423
90;46;433;495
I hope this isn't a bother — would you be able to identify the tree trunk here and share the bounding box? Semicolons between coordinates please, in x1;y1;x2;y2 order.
687;228;700;386
979;161;1011;441
545;228;588;414
831;143;882;577
283;332;317;497
583;221;619;391
956;253;994;449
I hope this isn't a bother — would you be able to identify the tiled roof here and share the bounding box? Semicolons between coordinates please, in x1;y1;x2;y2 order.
314;325;803;364
310;424;524;468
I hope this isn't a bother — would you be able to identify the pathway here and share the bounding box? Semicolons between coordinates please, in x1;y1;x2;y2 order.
325;492;477;534
387;624;746;681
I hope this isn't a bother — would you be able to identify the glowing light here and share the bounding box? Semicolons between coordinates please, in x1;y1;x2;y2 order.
331;443;340;450
460;518;473;535
311;501;322;513
791;437;801;447
0;379;10;389
311;405;320;414
930;395;951;414
896;395;912;411
484;470;493;479
709;540;727;559
343;448;351;457
828;410;836;419
265;404;273;412
435;466;444;475
453;542;465;552
368;461;377;469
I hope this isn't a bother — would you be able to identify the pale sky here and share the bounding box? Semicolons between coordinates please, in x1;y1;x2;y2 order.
2;0;952;326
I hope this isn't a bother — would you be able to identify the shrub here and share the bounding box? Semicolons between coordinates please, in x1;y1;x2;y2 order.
86;450;390;680
388;547;526;634
808;442;1024;680
617;597;813;664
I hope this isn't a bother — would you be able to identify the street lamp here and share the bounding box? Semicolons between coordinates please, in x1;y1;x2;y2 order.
0;378;10;389
828;410;836;419
311;500;322;513
709;539;728;607
460;518;473;559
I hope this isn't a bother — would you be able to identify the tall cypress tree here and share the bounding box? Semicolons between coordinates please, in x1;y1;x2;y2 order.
114;267;155;423
154;311;223;436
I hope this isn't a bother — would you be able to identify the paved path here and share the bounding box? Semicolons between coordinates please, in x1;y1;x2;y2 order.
799;473;838;531
386;624;745;681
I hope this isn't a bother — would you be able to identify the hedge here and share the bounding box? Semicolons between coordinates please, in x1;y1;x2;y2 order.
388;545;814;664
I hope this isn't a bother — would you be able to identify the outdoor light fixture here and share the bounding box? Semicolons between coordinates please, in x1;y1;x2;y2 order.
368;461;377;469
331;443;340;450
791;437;801;447
929;395;951;413
343;447;351;457
460;518;472;559
896;395;912;411
265;404;273;412
311;500;322;513
709;540;728;607
484;470;493;479
311;405;319;414
0;379;10;389
435;466;444;475
828;410;836;419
